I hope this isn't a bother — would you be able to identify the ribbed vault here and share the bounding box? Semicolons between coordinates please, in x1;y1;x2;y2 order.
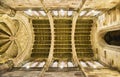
0;16;33;66
0;20;19;58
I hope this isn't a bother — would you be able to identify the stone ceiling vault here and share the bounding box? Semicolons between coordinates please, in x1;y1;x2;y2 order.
0;0;120;10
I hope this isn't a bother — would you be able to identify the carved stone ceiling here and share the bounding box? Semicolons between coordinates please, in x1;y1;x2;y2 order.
0;0;120;10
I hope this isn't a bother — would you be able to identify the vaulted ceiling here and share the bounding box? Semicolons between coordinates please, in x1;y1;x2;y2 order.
0;0;120;60
0;0;120;63
0;0;119;10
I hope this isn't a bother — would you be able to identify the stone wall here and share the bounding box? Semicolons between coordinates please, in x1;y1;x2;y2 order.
91;6;120;71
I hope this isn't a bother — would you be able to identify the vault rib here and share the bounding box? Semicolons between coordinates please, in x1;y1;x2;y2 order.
39;0;54;77
72;14;79;66
72;0;86;66
71;0;87;76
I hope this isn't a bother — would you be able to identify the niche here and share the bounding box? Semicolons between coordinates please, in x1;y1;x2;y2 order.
96;48;98;54
111;60;114;65
104;50;107;59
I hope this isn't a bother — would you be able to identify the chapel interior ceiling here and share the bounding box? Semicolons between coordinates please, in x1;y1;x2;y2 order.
0;0;120;10
0;0;120;61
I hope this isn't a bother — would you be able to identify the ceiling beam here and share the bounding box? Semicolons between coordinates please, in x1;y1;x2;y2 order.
39;13;54;77
38;0;54;77
14;7;77;11
12;6;109;11
71;1;93;77
72;0;86;66
71;1;89;77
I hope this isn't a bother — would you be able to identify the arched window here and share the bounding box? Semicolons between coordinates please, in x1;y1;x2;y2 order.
59;61;67;69
30;62;38;67
67;62;74;67
80;61;88;67
38;61;45;67
104;30;120;46
52;61;58;67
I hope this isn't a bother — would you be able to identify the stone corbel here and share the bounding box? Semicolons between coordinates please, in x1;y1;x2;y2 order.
0;1;16;17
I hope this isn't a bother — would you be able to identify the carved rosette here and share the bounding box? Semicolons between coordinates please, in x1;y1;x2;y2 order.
0;19;19;58
0;15;33;66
